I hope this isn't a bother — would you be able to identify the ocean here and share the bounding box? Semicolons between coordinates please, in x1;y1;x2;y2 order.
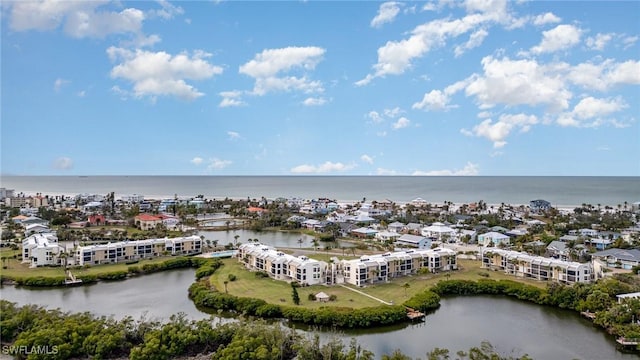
1;176;638;208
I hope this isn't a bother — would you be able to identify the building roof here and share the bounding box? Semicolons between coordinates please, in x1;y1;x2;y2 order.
397;234;428;244
135;214;162;221
592;248;640;262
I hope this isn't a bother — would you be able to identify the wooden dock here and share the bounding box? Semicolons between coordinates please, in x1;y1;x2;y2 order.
580;311;596;320
616;337;640;347
405;307;425;320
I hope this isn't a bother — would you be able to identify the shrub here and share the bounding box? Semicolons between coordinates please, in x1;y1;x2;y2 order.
329;294;337;301
308;294;316;301
254;271;269;278
228;274;237;282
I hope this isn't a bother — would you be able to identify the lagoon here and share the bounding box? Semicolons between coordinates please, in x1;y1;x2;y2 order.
1;269;634;359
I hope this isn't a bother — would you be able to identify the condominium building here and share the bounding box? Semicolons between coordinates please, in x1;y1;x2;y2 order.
238;243;328;285
341;248;457;287
22;233;64;267
74;235;202;265
481;248;593;284
238;243;458;287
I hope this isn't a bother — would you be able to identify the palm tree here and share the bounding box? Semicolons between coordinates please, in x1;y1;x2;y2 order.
402;282;410;297
233;234;240;248
223;280;229;294
297;238;303;248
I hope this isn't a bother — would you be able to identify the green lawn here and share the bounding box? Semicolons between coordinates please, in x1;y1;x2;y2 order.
209;258;549;310
1;256;178;278
210;259;382;308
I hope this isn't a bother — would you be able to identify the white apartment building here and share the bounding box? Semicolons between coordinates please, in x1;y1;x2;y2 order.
22;233;64;267
340;248;457;287
481;248;593;284
74;235;202;265
238;243;328;285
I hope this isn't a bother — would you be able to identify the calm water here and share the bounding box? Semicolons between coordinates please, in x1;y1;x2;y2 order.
198;229;355;249
0;270;635;360
2;176;638;207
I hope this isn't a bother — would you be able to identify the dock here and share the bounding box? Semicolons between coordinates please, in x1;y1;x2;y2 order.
65;270;83;286
616;337;640;347
580;311;596;321
405;307;425;321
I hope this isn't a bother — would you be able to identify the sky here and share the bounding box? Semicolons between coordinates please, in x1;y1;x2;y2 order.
1;0;639;176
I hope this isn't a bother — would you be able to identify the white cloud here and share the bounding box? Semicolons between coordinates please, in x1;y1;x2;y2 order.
107;47;223;101
227;131;241;140
383;107;403;118
586;33;613;51
622;35;638;49
462;113;538;148
371;2;401;28
392;117;410;129
367;111;384;123
290;161;355;174
5;1;179;43
207;158;232;170
239;46;325;96
77;90;86;97
376;168;398;175
530;24;582;54
412;162;479;176
361;154;374;164
532;12;561;26
149;0;184;20
54;78;69;92
413;90;450;111
454;28;488;57
219;90;246;107
190;157;203;165
53;156;74;170
465;56;572;112
356;6;511;85
568;59;640;91
302;97;327;106
557;96;628;128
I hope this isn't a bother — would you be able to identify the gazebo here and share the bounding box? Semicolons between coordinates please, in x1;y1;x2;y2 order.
315;291;330;302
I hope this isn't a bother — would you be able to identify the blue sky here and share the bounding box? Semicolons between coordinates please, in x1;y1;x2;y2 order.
1;0;639;176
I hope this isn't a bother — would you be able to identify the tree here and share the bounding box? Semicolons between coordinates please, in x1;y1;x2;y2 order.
223;280;229;294
291;283;300;305
402;282;410;297
233;235;240;248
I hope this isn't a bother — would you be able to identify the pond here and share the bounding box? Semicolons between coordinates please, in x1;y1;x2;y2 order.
1;270;635;359
198;229;355;249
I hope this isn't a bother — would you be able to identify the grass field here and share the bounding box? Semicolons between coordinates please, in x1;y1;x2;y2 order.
1;256;178;278
208;258;548;310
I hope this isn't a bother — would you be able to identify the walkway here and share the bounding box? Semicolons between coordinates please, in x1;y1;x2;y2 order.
338;284;392;305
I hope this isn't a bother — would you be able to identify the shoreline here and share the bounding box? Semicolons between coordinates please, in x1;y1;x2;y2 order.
4;189;597;211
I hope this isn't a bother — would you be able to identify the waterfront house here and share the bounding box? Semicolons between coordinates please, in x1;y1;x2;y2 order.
405;223;423;235
22;233;64;267
375;231;402;242
529;199;551;213
482;248;593;284
74;235;202;265
477;232;511;247
134;214;163;231
395;234;431;249
351;227;378;239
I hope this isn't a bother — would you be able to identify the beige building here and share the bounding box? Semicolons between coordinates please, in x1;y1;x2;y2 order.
75;235;202;265
481;248;593;284
341;248;458;287
239;243;458;287
238;243;328;285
